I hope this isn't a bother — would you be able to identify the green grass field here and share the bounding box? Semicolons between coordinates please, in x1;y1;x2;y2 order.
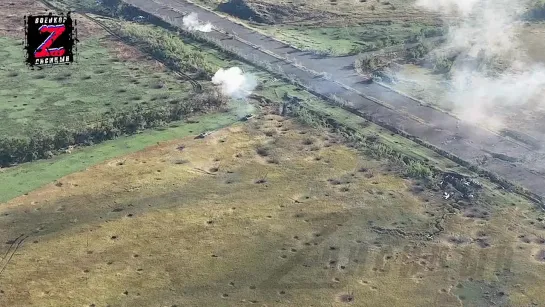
179;0;445;56
260;22;443;55
49;0;444;56
0;13;317;202
0;112;238;203
0;35;194;137
0;11;510;203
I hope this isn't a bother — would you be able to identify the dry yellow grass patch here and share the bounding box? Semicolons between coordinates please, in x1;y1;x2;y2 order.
0;116;544;306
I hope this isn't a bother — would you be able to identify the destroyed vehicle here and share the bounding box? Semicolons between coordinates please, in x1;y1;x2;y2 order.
374;70;398;84
439;171;482;200
372;76;383;83
240;114;254;121
359;74;374;84
194;131;212;139
132;16;147;22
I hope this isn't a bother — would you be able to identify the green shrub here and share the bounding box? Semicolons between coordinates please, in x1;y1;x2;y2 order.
355;54;380;72
432;54;453;74
405;161;433;179
406;42;431;60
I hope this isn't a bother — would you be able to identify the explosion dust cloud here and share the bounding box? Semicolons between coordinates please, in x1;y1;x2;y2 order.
212;67;258;117
182;12;213;32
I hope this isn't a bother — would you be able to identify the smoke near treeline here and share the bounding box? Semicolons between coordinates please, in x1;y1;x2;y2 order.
180;12;257;116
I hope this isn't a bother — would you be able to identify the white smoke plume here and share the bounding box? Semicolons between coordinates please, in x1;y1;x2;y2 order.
415;0;545;129
212;67;258;99
182;12;213;32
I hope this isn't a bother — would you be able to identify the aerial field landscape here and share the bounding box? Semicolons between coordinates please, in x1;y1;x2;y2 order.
1;0;545;306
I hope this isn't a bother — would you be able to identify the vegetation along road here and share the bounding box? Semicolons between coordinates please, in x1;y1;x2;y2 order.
124;0;545;200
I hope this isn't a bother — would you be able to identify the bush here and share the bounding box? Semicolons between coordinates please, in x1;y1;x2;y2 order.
406;42;431;60
405;161;433;179
355;54;381;73
432;54;453;74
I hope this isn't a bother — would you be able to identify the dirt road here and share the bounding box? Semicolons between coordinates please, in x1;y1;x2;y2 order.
123;0;545;200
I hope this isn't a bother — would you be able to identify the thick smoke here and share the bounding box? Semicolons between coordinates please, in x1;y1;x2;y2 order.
212;67;258;99
182;12;213;32
212;67;258;116
415;0;545;129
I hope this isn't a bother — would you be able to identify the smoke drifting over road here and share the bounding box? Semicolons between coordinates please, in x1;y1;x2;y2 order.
415;0;545;129
182;12;213;32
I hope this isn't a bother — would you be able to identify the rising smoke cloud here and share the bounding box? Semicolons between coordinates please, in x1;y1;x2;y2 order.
182;12;213;32
212;67;258;116
212;67;258;99
415;0;545;129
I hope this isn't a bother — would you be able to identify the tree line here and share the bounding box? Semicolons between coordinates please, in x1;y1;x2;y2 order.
0;91;227;167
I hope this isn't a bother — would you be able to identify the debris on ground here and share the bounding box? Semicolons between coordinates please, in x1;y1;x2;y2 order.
280;93;304;116
132;15;147;22
195;131;212;139
240;114;254;121
439;171;482;200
